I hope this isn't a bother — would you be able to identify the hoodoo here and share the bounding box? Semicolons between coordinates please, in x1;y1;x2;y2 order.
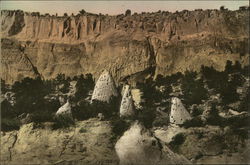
115;122;162;165
169;97;192;125
55;100;73;118
115;121;190;165
119;85;135;117
91;70;118;103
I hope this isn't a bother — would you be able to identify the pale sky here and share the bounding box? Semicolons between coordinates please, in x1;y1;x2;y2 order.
1;1;249;16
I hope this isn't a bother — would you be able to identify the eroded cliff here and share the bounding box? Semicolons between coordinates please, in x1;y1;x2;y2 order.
1;9;249;83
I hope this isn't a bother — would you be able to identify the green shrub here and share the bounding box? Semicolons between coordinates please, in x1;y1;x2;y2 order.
73;96;120;121
239;88;249;112
12;77;50;115
1;99;15;118
91;96;120;119
153;116;169;127
1;79;8;93
181;71;208;105
79;127;87;133
220;81;239;104
182;117;204;128
201;65;240;104
1;118;20;131
110;117;130;143
54;74;70;93
74;74;94;101
52;115;75;129
169;133;186;152
137;106;156;129
30;110;55;123
72;101;94;120
110;117;130;137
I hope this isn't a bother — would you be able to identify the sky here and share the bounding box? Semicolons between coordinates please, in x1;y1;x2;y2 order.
1;1;249;16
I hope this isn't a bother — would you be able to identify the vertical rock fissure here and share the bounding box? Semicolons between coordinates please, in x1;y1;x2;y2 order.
145;36;157;77
22;53;42;79
8;133;18;161
195;18;199;33
59;126;77;158
154;136;164;163
48;19;53;37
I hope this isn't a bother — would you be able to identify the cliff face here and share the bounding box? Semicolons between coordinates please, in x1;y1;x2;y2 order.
1;9;249;84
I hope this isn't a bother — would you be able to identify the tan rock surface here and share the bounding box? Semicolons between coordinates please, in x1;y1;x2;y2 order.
115;122;190;165
1;9;249;84
0;118;119;165
119;85;135;117
154;125;249;163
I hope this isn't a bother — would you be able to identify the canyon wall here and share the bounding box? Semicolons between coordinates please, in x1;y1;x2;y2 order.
1;9;249;84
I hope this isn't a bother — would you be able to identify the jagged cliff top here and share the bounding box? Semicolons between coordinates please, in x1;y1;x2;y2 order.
1;6;249;18
1;7;249;43
1;7;249;84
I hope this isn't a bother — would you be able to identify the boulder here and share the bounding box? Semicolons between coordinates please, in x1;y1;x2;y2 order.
115;121;190;165
115;122;161;165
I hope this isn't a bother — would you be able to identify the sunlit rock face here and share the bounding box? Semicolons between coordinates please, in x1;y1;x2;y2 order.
1;9;249;84
0;119;119;165
55;100;72;118
91;70;118;103
115;121;191;165
169;97;192;125
119;85;135;117
115;122;162;165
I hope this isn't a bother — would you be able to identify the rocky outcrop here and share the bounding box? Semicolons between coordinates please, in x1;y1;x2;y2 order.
0;118;119;165
0;119;193;165
115;122;190;165
154;125;249;164
1;9;249;84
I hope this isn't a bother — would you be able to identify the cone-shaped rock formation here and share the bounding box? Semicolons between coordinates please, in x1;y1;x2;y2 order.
115;121;190;165
119;85;135;117
169;97;191;125
115;122;161;165
55;100;72;118
91;70;118;103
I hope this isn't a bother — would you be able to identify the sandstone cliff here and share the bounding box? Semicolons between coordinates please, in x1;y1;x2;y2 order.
1;9;249;84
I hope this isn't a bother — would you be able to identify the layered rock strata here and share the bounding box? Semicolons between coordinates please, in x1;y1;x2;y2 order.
1;9;249;84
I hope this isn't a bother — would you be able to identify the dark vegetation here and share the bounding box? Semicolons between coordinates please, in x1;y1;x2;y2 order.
1;60;249;133
169;133;186;152
1;74;94;131
135;60;248;128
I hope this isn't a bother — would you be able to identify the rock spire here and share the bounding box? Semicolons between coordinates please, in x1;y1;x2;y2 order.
119;85;135;117
169;97;191;125
55;100;73;118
